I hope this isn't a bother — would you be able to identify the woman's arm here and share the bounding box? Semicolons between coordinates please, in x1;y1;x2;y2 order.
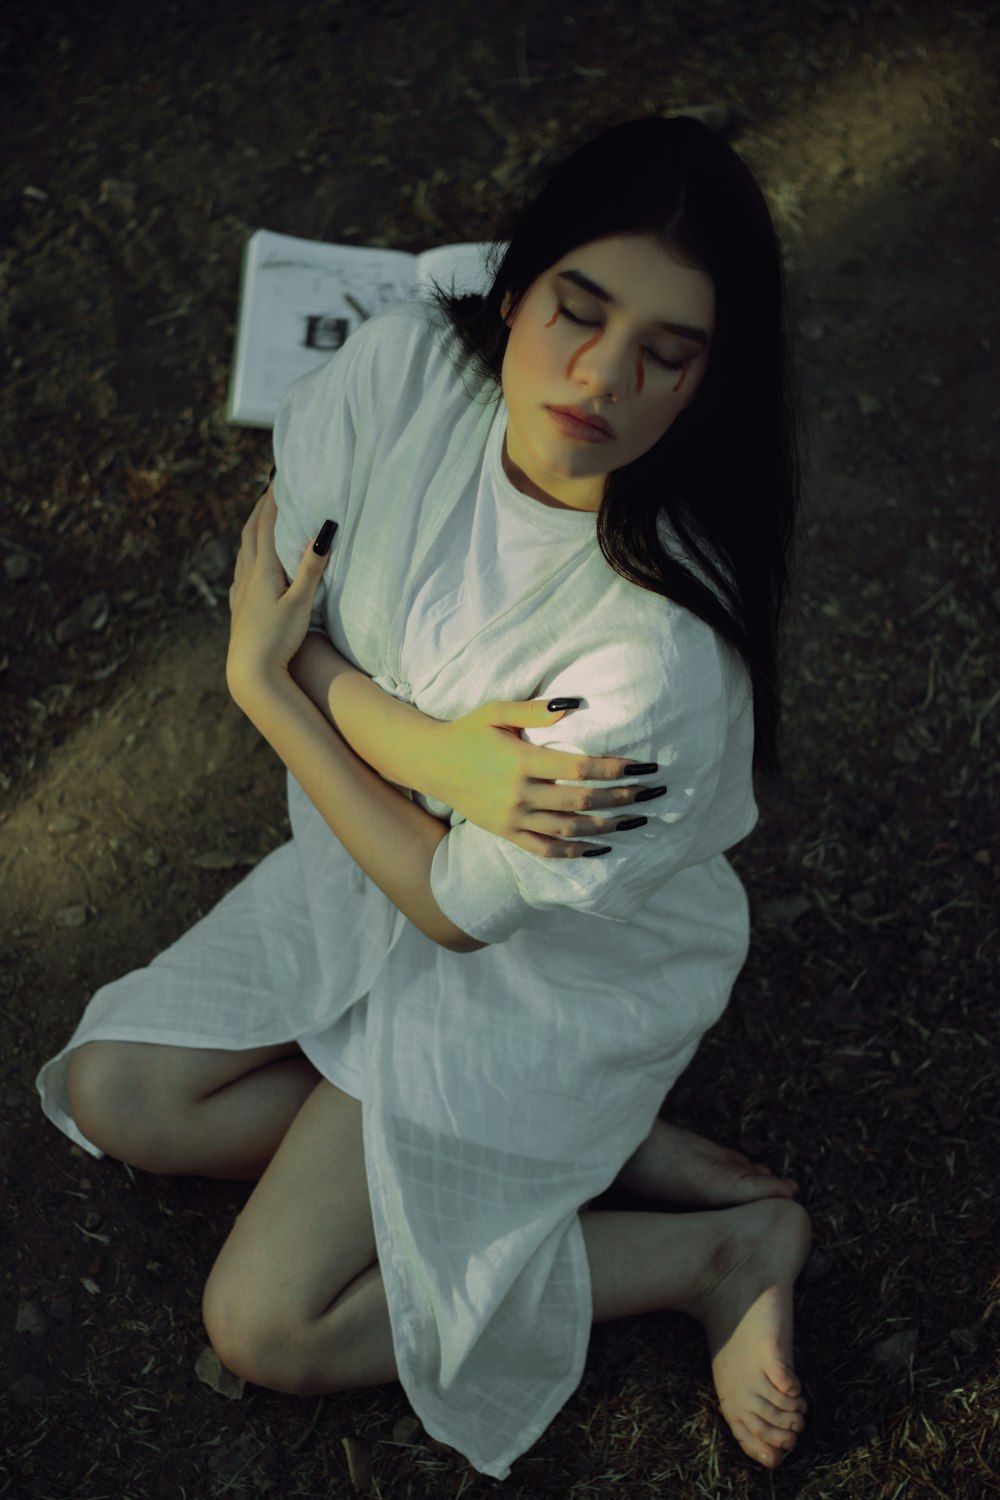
289;633;660;857
227;489;486;954
236;671;486;954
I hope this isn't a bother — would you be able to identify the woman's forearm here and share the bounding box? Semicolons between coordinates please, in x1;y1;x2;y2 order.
289;633;443;793
234;664;485;953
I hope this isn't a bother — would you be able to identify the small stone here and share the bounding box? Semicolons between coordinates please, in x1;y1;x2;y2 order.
16;1301;50;1336
4;553;32;581
54;904;88;928
802;1248;833;1284
892;731;920;764
668;101;744;134
48;814;83;834
48;1296;73;1324
98;177;138;213
80;592;110;633
84;1209;103;1230
9;1374;46;1403
973;849;991;866
191;536;236;584
80;1277;101;1295
950;1326;979;1355
871;1326;918;1368
143;846;164;868
391;1416;422;1444
188;851;244;870
195;1346;245;1399
857;393;883;417
757;893;811;924
848;889;876;914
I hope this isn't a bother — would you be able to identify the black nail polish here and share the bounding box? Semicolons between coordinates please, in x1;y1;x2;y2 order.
633;785;667;803
269;463;276;480
582;845;613;857
623;762;659;776
547;697;580;712
616;816;647;831
313;519;338;556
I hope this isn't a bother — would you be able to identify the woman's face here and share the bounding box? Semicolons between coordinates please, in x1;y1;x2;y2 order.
500;233;715;511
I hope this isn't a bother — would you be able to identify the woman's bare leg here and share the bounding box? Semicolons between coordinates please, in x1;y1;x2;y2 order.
66;1040;322;1180
202;1081;811;1470
612;1117;800;1206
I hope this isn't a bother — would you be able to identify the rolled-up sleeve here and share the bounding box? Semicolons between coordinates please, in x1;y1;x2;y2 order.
429;620;757;945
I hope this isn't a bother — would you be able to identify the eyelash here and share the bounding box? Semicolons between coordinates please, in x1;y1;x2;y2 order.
556;305;685;371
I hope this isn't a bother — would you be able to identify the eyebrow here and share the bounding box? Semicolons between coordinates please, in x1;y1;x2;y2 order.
556;269;709;346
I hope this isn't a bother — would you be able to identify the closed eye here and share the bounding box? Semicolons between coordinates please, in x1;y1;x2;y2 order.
556;305;685;372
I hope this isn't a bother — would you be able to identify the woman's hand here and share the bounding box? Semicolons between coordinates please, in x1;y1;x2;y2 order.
227;485;334;709
428;700;665;859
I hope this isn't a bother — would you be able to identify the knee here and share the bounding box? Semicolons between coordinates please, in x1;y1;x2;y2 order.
66;1041;166;1168
201;1270;319;1395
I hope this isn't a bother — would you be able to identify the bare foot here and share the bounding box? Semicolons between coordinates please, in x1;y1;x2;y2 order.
614;1119;799;1207
688;1197;812;1468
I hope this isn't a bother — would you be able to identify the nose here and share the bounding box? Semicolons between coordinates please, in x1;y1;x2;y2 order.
571;332;635;401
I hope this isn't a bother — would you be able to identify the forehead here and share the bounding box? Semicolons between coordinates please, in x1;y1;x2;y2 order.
552;233;715;330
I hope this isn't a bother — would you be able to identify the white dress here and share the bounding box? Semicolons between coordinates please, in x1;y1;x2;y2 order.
37;298;758;1479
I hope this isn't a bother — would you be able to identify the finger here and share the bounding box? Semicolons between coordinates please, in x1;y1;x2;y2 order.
518;775;665;818
513;831;615;860
475;697;583;732
521;807;649;841
521;743;661;787
285;518;337;605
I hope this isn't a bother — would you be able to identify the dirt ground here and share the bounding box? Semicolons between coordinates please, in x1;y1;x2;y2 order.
1;1;998;1496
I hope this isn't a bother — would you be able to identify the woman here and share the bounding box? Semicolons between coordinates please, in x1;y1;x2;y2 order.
37;117;810;1477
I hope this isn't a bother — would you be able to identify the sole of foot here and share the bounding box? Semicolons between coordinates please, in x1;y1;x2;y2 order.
692;1197;812;1469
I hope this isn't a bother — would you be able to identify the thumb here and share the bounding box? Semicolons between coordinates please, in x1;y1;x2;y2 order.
287;519;337;600
484;696;582;730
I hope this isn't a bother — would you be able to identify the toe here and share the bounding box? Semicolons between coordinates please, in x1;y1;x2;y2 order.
739;1432;790;1469
752;1393;805;1432
765;1363;803;1403
750;1414;799;1452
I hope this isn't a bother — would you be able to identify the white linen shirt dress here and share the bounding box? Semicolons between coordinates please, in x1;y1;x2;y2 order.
37;297;758;1480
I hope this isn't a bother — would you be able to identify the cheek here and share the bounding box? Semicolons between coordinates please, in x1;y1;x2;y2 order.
505;316;556;392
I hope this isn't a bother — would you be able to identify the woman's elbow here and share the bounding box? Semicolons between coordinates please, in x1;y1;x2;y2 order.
444;931;489;954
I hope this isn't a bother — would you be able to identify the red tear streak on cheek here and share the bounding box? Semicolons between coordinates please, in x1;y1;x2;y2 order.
635;351;645;395
544;307;559;329
672;365;689;395
567;330;602;378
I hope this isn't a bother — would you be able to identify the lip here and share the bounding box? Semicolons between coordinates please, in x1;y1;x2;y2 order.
546;406;615;442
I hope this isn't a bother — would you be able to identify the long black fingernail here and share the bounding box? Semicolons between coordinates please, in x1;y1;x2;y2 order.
582;845;613;857
547;697;580;711
616;816;647;831
623;762;659;775
633;785;667;803
313;519;338;556
259;463;277;497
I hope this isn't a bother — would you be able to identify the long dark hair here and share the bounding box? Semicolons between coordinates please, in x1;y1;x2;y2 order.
431;116;800;772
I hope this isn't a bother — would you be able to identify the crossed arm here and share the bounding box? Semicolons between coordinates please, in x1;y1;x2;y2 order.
227;490;653;953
